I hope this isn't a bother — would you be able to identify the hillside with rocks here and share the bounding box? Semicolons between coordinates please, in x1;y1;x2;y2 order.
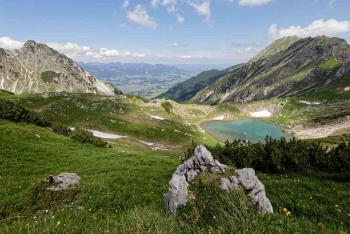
160;36;350;104
0;40;120;95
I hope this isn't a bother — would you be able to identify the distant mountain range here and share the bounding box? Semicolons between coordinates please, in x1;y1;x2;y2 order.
0;41;120;95
160;36;350;103
80;62;219;98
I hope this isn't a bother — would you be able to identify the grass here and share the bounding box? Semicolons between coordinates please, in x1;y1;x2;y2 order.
1;92;204;146
1;120;350;233
40;71;60;83
319;57;342;73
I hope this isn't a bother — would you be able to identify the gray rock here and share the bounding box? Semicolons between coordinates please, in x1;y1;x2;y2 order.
164;145;226;215
220;168;273;214
47;173;81;191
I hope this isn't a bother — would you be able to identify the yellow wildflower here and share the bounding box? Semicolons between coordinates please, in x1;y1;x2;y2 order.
283;208;288;213
286;211;292;217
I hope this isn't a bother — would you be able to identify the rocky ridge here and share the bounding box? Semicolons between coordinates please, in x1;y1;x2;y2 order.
0;40;120;95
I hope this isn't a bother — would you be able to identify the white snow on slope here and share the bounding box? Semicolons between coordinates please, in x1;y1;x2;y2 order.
149;115;165;120
212;115;224;120
250;110;271;118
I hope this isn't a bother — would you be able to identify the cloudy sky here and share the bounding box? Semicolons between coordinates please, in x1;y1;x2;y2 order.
0;0;349;64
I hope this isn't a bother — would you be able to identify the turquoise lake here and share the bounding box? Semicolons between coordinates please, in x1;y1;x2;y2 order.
201;119;290;143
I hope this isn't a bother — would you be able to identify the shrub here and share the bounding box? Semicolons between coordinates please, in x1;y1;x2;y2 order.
0;99;51;127
51;124;72;136
206;137;350;173
161;101;173;113
70;128;107;148
177;180;262;232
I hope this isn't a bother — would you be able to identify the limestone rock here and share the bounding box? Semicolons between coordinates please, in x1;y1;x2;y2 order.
164;145;226;215
47;173;81;191
220;168;273;214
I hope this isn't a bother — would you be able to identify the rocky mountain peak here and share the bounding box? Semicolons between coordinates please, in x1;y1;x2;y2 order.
180;35;350;104
0;40;120;96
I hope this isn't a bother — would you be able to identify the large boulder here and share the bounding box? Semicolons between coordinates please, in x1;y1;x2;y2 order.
220;168;273;214
47;173;81;191
164;145;226;215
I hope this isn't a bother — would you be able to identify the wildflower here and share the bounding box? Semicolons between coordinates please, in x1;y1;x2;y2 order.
286;211;292;217
335;204;339;208
283;208;288;213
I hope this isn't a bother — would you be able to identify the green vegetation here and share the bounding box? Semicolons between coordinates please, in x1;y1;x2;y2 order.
1;120;349;233
0;98;50;127
40;71;60;83
161;101;173;113
158;69;226;102
71;128;108;148
2;93;201;146
208;137;350;173
319;57;342;73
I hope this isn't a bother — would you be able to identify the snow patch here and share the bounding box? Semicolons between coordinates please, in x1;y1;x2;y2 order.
149;115;165;120
213;115;224;121
69;127;124;139
87;129;125;139
299;101;321;105
138;140;155;146
250;110;271;118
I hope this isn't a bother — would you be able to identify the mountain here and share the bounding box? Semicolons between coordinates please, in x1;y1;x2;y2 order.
0;40;120;95
81;62;198;98
157;68;230;102
160;36;350;104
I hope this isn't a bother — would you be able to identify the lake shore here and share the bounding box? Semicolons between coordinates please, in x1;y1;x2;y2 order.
291;119;350;139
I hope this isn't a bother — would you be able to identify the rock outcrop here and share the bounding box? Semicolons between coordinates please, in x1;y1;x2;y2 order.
164;145;226;215
0;40;121;95
220;168;273;214
47;173;81;191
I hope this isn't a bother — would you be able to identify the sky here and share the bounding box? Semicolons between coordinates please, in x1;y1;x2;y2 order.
0;0;349;65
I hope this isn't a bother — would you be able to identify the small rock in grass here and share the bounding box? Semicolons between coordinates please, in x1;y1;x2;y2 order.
47;173;80;191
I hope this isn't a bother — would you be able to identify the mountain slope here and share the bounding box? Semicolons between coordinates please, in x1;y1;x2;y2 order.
157;65;243;102
0;40;120;95
156;69;225;102
191;36;350;104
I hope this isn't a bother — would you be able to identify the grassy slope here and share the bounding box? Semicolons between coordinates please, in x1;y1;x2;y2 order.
0;92;211;147
0;120;349;233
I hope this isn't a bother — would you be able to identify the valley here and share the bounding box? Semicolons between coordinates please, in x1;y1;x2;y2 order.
1;36;350;233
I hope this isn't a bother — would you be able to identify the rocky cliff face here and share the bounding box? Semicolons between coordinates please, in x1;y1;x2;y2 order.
0;40;120;95
191;36;350;104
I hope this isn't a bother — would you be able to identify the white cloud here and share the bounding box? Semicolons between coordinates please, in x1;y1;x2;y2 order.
239;0;272;6
122;0;129;9
0;37;24;50
188;0;211;19
48;42;91;58
171;42;179;48
99;48;120;57
268;19;350;41
127;4;157;29
176;14;185;24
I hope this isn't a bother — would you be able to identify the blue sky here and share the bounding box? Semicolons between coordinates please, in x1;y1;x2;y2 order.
0;0;349;64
